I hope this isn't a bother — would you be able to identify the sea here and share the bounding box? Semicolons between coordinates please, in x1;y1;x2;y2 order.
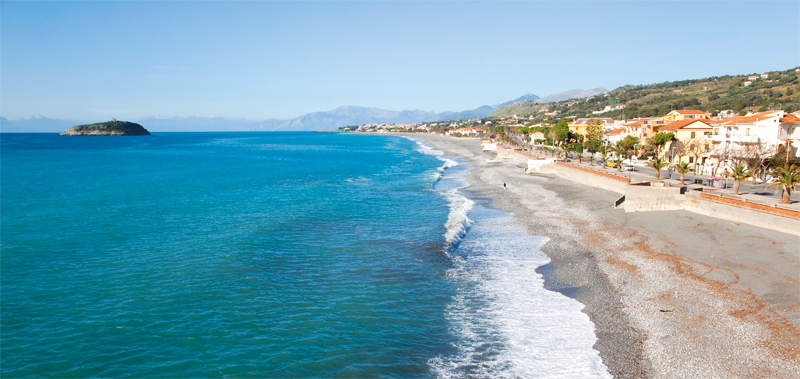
0;132;610;378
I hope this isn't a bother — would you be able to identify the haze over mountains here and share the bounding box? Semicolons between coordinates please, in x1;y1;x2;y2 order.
0;88;607;133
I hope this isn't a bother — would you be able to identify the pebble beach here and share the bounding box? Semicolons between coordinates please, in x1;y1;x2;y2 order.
407;133;800;379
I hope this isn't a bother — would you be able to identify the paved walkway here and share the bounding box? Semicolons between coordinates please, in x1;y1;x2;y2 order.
519;146;800;211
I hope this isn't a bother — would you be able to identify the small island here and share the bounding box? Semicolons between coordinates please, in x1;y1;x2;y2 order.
59;119;150;136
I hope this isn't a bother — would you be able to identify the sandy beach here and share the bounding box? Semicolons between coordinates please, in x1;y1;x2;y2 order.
406;133;800;379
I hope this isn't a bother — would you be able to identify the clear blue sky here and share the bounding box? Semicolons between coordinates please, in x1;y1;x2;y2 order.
2;1;798;121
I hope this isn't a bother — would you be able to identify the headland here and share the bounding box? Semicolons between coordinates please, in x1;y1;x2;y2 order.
405;133;800;379
59;120;150;136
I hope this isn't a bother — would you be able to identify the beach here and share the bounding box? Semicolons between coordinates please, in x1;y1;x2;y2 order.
406;133;800;379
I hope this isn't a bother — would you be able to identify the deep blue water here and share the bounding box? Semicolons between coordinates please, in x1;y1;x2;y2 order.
1;132;610;378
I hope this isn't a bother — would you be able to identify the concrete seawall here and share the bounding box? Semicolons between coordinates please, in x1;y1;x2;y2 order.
554;161;629;194
519;153;800;236
684;191;800;236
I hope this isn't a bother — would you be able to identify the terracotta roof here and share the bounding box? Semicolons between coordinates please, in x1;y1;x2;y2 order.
603;128;627;135
711;112;782;125
672;109;711;115
779;114;800;123
660;119;711;130
624;121;642;127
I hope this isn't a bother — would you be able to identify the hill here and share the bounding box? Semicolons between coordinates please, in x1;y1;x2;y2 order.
59;120;150;136
490;67;798;121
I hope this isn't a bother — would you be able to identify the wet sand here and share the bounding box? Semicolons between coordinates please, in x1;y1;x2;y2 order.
405;133;800;379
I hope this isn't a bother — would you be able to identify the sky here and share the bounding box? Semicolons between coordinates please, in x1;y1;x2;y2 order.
2;0;798;121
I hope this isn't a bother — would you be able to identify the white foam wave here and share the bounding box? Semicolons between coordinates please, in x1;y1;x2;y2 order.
430;211;612;379
441;188;474;248
404;137;472;248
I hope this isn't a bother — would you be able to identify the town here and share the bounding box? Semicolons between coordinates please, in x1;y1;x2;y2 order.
339;69;800;205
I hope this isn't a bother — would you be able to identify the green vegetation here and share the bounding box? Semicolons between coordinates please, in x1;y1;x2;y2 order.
766;165;800;204
675;162;691;185
728;164;752;195
647;157;668;181
489;66;799;122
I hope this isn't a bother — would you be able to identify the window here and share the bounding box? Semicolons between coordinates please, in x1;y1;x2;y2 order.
746;128;750;136
689;157;694;163
691;131;696;138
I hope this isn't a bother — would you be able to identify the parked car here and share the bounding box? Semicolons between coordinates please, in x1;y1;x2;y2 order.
607;160;619;168
622;164;635;171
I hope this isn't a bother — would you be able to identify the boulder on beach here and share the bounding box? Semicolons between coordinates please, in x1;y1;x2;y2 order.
59;120;150;136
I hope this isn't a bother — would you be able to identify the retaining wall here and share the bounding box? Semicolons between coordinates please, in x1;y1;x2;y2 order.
527;158;556;174
554;162;629;194
624;184;686;212
684;192;800;235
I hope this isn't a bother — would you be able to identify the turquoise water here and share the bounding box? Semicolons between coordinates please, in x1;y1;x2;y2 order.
1;132;610;378
2;133;458;377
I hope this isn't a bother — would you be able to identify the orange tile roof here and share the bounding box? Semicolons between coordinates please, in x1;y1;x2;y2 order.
780;114;800;123
624;121;642;126
711;112;782;125
660;119;711;130
603;128;627;135
672;109;711;115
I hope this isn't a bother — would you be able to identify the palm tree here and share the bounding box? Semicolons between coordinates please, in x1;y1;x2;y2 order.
766;164;800;204
647;157;668;181
612;143;627;172
576;152;583;164
729;163;752;195
599;147;610;168
675;162;691;185
562;144;575;162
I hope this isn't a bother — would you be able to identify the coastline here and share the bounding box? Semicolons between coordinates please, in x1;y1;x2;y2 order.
403;133;800;378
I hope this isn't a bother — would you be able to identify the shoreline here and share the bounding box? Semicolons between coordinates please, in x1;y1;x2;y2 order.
404;133;800;378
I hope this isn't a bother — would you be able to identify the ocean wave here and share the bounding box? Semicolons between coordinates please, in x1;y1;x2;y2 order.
404;137;472;250
430;210;611;379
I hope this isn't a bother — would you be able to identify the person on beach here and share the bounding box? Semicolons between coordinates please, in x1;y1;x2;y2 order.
504;182;506;191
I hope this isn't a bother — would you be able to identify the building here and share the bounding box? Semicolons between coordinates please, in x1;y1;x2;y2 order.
660;109;712;122
708;111;800;163
603;128;628;145
660;119;714;164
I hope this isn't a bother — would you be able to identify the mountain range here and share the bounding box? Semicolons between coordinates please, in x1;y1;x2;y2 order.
0;88;607;133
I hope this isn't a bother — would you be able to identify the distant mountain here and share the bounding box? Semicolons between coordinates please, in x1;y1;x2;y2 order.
132;104;499;132
494;93;541;108
1;116;79;133
0;92;576;132
534;88;608;104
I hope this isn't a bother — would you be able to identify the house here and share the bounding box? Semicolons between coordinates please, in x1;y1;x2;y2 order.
659;119;714;164
706;110;800;170
603;128;628;145
446;127;486;137
529;131;547;143
660;109;712;122
748;75;759;81
744;81;752;87
760;73;769;79
568;118;615;136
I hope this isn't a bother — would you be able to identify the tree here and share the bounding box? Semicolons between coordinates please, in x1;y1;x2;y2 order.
618;135;640;155
647;132;675;157
731;143;776;182
552;119;570;146
647;157;668;181
600;147;610;168
584;119;603;155
675;162;691;184
612;142;627;171
562;144;576;161
766;165;800;204
576;152;584;164
729;164;752;195
684;138;706;174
